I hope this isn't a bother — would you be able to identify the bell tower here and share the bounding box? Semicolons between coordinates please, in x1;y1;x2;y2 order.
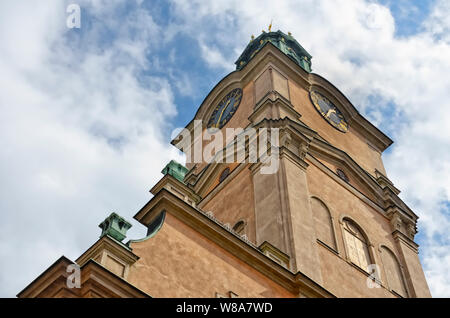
19;29;431;298
171;29;431;297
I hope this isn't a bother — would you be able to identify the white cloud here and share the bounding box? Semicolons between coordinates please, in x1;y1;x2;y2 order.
1;0;449;298
0;1;182;297
199;41;234;72
423;0;450;43
169;0;450;297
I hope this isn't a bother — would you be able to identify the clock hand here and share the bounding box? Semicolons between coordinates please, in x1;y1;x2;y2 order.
216;99;231;128
326;108;336;118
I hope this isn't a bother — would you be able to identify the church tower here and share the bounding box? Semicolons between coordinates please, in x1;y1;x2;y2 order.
18;30;431;298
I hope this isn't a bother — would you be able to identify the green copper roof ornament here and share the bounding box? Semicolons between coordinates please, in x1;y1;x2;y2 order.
99;212;132;242
235;30;312;73
161;160;188;183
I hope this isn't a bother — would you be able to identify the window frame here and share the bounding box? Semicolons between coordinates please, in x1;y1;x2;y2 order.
340;217;374;274
232;219;246;235
379;245;409;298
219;167;231;183
310;196;338;253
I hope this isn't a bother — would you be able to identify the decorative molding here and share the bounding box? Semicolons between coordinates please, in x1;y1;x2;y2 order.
76;235;139;280
150;174;201;207
17;256;149;298
392;230;419;254
258;241;291;270
386;207;418;242
307;155;387;216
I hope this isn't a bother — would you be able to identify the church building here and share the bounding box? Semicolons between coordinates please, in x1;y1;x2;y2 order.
18;30;431;298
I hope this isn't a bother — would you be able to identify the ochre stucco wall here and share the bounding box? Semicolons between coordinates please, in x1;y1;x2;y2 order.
203;162;240;196
314;156;380;204
305;159;405;297
127;213;293;298
201;165;256;243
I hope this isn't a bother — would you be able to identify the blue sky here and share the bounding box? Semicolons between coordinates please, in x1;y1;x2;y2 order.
379;0;435;36
0;0;449;297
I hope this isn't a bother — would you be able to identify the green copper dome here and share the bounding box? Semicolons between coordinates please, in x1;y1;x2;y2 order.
99;212;132;242
161;160;188;183
235;30;312;73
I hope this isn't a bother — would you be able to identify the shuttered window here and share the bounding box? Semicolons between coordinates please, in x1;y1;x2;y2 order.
343;219;371;272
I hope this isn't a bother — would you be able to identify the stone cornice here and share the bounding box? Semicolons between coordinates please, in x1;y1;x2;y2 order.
253;117;390;207
79;260;150;298
249;91;302;124
75;235;139;268
193;162;233;197
383;187;418;220
392;230;419;254
17;256;150;298
150;174;201;204
175;113;418;235
187;114;403;220
305;132;419;227
375;169;401;195
17;256;74;298
387;206;419;242
306;154;387;216
198;162;247;208
308;137;385;201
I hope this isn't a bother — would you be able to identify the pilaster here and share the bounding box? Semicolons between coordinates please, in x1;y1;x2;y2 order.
386;207;431;297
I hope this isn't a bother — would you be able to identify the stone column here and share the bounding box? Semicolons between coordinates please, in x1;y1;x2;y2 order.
393;232;431;297
278;149;323;285
251;130;323;285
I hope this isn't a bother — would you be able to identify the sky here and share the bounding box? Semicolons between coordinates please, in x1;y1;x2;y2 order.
0;0;449;297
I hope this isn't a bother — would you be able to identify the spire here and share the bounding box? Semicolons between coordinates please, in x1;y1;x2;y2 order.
235;30;312;73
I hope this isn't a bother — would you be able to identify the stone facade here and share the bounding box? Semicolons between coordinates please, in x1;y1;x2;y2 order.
18;31;431;298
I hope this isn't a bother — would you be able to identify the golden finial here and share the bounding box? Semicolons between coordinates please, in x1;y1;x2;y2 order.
288;31;292;36
251;34;255;41
268;20;273;32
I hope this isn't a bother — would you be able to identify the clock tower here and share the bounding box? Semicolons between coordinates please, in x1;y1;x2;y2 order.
18;30;431;298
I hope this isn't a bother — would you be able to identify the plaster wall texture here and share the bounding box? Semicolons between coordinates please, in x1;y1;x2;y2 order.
128;213;294;298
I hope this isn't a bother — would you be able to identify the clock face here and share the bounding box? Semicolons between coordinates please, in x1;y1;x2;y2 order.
207;88;242;129
310;90;348;133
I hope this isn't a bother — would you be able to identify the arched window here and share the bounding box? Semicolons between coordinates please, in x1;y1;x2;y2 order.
311;197;336;250
219;168;230;183
380;246;408;297
336;168;349;182
342;218;371;272
232;220;246;235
